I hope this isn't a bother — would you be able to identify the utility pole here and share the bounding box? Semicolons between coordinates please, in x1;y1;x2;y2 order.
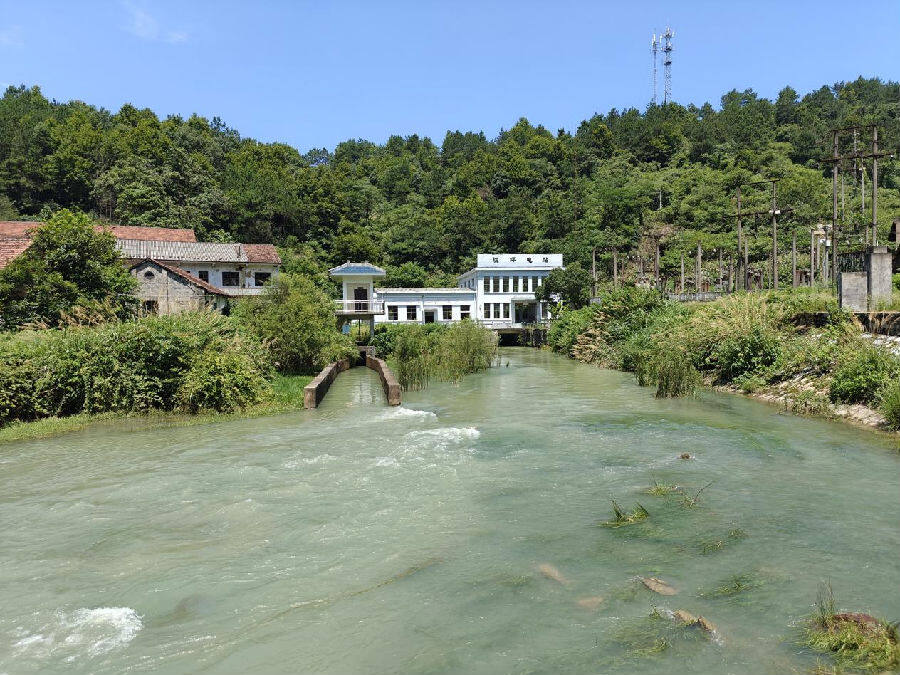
792;232;797;288
695;242;702;292
612;248;618;288
591;246;597;298
771;181;778;289
680;253;685;292
654;237;660;291
735;186;743;290
823;124;892;288
718;248;723;292
832;130;839;289
872;126;879;245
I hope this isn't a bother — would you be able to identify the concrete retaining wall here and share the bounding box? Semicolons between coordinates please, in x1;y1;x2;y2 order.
794;311;900;337
365;355;401;406
303;359;350;409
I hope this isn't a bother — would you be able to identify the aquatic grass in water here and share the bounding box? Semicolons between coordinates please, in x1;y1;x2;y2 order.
645;479;679;496
601;500;650;528
699;527;748;555
679;482;713;508
802;583;900;672
698;572;765;599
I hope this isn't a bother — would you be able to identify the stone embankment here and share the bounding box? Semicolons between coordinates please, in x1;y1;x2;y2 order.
303;359;350;409
365;354;401;406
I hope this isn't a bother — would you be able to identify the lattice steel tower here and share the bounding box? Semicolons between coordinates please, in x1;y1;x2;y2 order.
650;33;658;105
662;26;674;104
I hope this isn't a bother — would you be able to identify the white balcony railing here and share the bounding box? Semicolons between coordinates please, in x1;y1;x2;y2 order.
334;299;384;314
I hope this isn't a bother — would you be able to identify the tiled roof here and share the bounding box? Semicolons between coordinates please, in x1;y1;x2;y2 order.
243;243;281;264
131;259;226;296
0;238;31;269
329;261;386;276
118;240;247;263
102;225;197;242
0;221;42;238
0;221;197;242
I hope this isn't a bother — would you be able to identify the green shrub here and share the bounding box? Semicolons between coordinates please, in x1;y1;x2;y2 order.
654;351;701;398
232;273;356;374
713;325;781;383
829;345;900;404
374;320;497;391
178;346;269;412
546;306;596;355
879;380;900;429
0;313;272;427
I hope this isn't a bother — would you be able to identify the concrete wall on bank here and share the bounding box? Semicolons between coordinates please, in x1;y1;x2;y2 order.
365;354;401;406
303;359;350;409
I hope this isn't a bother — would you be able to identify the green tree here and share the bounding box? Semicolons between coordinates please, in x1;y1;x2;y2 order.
232;273;356;373
0;209;136;328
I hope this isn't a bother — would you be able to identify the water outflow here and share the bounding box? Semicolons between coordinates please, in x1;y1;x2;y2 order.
1;350;898;674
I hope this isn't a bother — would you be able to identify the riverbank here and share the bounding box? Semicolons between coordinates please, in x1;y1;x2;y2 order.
549;287;900;439
0;374;312;445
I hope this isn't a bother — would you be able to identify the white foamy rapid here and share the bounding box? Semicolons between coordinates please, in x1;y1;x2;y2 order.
403;426;480;451
379;406;438;420
14;607;142;660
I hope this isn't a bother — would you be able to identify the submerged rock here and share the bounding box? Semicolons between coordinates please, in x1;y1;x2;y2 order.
673;609;718;637
679;453;692;460
641;576;678;595
576;596;604;610
538;563;570;586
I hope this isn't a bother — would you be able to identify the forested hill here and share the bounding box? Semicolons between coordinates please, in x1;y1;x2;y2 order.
1;78;898;284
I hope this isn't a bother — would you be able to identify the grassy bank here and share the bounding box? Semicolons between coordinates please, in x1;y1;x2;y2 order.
0;374;313;445
548;286;900;435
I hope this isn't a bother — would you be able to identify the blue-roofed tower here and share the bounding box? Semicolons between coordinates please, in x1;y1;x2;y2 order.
329;261;386;334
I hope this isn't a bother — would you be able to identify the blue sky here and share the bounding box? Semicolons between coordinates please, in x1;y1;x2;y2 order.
1;1;897;152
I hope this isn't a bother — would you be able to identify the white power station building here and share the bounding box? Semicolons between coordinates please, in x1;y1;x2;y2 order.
330;253;562;333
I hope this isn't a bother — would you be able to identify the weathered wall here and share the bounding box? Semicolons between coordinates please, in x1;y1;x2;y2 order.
868;246;893;307
838;271;868;312
365;355;401;406
131;261;215;314
303;359;351;409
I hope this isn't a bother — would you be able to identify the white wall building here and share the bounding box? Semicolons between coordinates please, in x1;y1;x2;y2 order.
331;254;562;331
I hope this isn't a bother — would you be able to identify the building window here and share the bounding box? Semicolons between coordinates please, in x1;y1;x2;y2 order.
143;300;158;315
492;276;500;293
254;272;271;287
198;270;209;282
388;305;398;321
143;270;155;279
502;303;509;319
502;276;509;292
484;277;491;294
461;305;471;319
494;303;502;318
484;304;491;318
222;271;239;287
405;305;417;321
442;305;452;320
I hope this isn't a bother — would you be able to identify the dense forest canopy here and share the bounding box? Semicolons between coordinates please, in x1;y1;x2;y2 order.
1;79;898;284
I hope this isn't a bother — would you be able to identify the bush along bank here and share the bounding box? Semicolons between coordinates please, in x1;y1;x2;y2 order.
547;286;900;433
0;313;273;428
370;320;498;391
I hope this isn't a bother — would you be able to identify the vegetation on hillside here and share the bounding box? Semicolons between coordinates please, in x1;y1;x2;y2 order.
1;79;898;288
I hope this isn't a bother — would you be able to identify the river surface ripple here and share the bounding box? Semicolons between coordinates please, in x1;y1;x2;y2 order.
1;348;898;674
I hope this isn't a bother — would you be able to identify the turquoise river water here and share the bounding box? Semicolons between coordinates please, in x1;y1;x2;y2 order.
1;348;898;674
